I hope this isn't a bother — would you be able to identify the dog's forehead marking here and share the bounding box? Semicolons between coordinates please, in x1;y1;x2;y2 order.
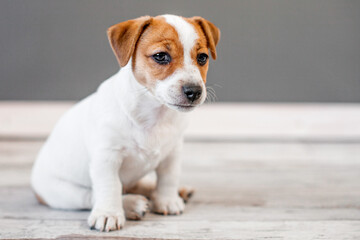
162;14;198;66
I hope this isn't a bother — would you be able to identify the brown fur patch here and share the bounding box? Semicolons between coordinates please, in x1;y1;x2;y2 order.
107;16;152;67
132;16;184;89
188;17;220;60
186;17;220;82
178;186;195;203
108;15;220;90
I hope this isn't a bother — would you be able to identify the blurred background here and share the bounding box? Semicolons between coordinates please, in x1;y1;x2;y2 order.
1;0;359;102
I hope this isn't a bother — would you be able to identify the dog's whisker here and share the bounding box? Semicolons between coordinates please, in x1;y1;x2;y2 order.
205;92;214;103
206;83;223;89
205;86;218;103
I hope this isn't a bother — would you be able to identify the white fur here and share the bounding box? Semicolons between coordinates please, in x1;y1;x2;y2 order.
31;15;202;232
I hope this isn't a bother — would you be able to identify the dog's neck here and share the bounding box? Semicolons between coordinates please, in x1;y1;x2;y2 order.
112;62;185;130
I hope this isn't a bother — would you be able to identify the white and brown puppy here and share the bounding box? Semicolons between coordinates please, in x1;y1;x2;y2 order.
31;14;220;232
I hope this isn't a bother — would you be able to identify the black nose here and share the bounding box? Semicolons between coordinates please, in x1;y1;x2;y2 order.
182;85;202;102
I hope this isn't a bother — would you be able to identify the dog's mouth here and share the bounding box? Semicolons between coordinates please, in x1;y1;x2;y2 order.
167;103;197;112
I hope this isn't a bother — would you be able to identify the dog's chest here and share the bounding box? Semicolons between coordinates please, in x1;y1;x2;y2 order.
119;116;186;187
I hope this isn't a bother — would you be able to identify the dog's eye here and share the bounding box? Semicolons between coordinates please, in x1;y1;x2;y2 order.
197;53;208;66
152;52;171;65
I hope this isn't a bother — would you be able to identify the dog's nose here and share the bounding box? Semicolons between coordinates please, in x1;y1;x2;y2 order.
182;85;202;102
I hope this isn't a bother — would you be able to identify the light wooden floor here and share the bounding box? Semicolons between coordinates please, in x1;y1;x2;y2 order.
1;102;360;240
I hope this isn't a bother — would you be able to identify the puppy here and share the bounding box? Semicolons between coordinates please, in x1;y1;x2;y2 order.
31;14;220;232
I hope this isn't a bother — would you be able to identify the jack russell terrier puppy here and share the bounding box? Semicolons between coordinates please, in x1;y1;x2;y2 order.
31;14;220;232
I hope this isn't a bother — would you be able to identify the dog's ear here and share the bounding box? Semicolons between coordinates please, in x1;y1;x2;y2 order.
107;16;152;67
191;17;220;60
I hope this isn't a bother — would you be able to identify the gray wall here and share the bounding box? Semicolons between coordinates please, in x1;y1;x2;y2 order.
1;0;360;102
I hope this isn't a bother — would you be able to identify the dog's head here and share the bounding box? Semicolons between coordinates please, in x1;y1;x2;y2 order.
107;14;220;112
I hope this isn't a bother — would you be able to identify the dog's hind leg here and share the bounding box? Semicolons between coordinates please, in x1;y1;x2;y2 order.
123;194;149;220
32;176;93;210
125;173;195;203
178;186;195;203
125;174;156;198
33;175;148;221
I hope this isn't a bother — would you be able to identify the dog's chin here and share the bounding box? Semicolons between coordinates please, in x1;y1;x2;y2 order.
164;102;198;112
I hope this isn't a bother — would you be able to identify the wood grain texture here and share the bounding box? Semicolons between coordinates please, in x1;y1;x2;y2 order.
1;141;360;239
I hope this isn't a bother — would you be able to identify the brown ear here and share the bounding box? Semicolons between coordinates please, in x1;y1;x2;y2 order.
107;16;152;67
191;17;220;60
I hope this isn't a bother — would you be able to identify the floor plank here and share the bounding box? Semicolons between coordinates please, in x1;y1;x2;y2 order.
1;141;360;239
1;218;359;240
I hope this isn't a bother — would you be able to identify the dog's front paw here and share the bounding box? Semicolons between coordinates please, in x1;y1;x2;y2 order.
88;208;125;232
151;194;185;215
